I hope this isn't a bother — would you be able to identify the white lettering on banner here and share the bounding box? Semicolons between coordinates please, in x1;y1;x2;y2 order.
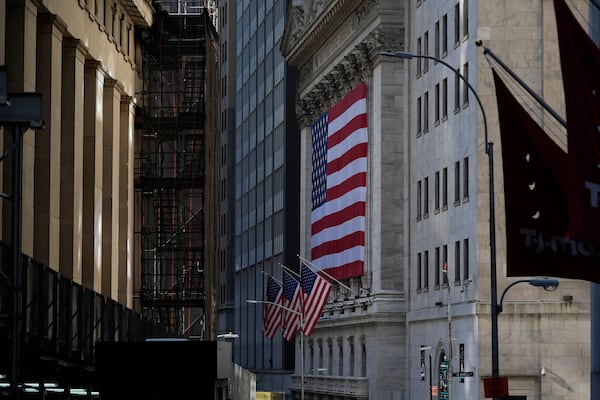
519;228;600;258
585;181;600;207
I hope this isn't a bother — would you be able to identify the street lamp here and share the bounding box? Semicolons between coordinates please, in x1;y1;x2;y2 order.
498;278;559;313
247;300;305;400
217;332;240;339
380;50;500;380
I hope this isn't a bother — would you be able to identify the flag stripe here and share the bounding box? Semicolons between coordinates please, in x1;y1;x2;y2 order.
311;82;368;279
312;214;366;249
327;143;368;176
311;201;366;235
328;82;368;120
311;230;366;260
262;276;283;339
328;115;368;150
301;263;332;336
282;271;303;342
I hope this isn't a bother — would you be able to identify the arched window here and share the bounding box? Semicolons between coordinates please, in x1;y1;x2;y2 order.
360;336;367;377
337;337;344;376
348;336;355;376
327;338;333;375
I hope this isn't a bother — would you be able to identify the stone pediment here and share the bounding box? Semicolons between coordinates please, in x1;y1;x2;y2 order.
282;0;405;127
281;0;366;69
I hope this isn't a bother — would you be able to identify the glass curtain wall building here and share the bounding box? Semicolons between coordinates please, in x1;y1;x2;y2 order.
219;0;299;393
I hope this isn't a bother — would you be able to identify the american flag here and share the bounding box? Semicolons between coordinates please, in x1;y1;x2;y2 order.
311;82;368;281
262;275;283;339
301;263;332;336
282;270;303;342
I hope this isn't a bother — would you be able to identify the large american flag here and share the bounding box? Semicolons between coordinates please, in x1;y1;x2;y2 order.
262;275;283;339
301;263;332;336
282;270;303;342
311;82;368;281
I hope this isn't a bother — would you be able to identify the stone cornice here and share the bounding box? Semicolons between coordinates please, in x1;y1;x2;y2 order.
282;0;365;68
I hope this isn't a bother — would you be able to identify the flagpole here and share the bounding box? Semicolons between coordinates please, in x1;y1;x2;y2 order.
278;263;301;279
297;254;357;296
479;42;567;128
247;300;305;400
262;270;283;286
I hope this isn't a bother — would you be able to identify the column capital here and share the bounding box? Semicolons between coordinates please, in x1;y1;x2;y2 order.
84;59;108;76
37;12;68;35
63;37;89;59
104;77;126;95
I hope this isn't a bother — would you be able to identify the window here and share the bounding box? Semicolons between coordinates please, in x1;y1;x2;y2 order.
328;341;333;374
417;37;422;76
435;21;440;58
463;157;469;200
119;13;124;47
454;161;460;204
417;252;422;290
435;171;440;211
463;0;469;38
424;91;429;132
455;241;461;283
442;14;448;55
435;247;441;287
463;238;469;280
442;167;448;208
361;341;367;376
443;244;449;285
424;31;429;72
442;78;448;119
454;3;460;44
424;176;429;217
454;73;461;112
435;83;440;123
349;338;355;376
417;96;422;135
417;180;422;219
462;63;469;106
126;24;131;55
111;3;117;37
424;250;429;289
338;340;344;375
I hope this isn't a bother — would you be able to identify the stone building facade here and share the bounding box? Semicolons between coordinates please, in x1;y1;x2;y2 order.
281;1;591;399
1;0;153;305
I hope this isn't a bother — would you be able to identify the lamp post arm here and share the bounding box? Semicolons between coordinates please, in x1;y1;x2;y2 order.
381;51;490;149
498;279;530;314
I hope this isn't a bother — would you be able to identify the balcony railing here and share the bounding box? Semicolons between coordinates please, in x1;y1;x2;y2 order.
290;374;369;399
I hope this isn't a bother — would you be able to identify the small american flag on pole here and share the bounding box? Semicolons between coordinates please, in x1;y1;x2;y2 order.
301;263;332;336
262;275;283;339
282;270;303;342
311;82;368;281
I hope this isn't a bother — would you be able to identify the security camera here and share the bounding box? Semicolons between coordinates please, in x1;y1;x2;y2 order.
541;367;546;376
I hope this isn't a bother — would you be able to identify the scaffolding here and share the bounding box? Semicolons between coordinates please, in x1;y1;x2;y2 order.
135;4;218;338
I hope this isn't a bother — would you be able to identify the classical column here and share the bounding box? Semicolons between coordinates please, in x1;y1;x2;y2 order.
102;77;122;299
119;95;135;307
82;59;105;292
5;0;37;255
34;13;66;269
60;38;87;283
